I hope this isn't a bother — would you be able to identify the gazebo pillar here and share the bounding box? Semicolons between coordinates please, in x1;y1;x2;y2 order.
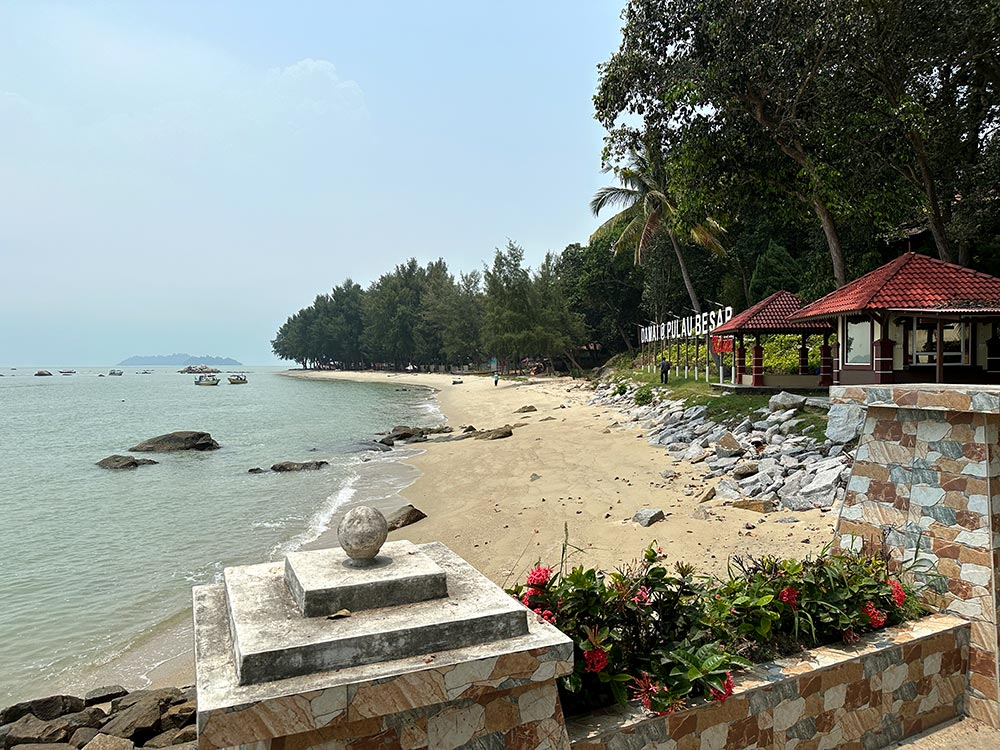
819;333;833;387
752;334;764;387
798;334;810;375
988;330;1000;374
874;337;896;384
736;335;746;384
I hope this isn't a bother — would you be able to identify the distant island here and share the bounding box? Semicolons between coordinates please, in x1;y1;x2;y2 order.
118;354;243;366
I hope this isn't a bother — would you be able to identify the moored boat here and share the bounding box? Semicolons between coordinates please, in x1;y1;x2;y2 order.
109;369;123;376
195;374;220;386
228;374;248;385
59;370;76;375
34;370;53;377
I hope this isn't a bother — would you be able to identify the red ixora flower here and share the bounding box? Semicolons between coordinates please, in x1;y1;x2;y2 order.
778;586;799;611
710;672;735;703
533;608;556;624
520;587;543;607
843;629;860;644
630;672;661;711
888;580;906;607
526;566;554;587
631;585;651;606
862;601;888;629
584;648;608;673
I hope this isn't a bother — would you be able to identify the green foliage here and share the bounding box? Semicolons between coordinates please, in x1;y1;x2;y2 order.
634;384;654;405
508;544;927;715
748;241;801;301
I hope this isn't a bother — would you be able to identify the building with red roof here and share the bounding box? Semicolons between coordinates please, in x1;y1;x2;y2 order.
713;291;834;387
789;253;1000;384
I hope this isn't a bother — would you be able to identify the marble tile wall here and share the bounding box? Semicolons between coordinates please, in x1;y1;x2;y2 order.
567;615;968;750
830;385;1000;728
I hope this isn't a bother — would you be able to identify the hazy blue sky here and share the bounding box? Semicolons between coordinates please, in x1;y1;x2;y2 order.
0;2;623;365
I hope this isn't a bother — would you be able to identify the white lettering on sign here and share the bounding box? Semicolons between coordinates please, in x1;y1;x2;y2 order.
639;306;734;344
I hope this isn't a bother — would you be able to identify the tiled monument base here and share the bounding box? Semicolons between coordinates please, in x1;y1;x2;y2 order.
568;614;968;750
194;541;574;750
831;384;1000;728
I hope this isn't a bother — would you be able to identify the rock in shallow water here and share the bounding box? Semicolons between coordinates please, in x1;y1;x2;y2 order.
96;455;158;470
270;461;329;472
128;432;219;453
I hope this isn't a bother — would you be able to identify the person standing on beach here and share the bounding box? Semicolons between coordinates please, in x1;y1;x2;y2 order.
660;358;671;385
493;371;499;386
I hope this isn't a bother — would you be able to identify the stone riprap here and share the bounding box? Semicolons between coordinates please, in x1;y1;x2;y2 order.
589;383;851;514
568;614;968;750
195;540;574;750
831;384;1000;729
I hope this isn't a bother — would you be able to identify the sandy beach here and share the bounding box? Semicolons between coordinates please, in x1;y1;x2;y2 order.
292;370;838;584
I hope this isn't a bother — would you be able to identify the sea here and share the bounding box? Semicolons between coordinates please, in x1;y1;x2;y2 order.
0;366;439;703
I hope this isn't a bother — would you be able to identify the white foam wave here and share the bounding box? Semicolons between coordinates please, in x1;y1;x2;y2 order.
272;473;360;557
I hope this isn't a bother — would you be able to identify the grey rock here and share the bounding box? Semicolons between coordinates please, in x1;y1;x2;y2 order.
337;506;388;562
159;701;195;732
779;419;803;435
69;728;100;748
82;688;127;708
385;504;427;531
270;460;329;472
13;746;74;750
100;698;161;743
247;467;266;474
714;432;744;458
4;710;103;748
715;478;742;500
682;405;707;421
826;403;865;444
682;443;708;463
473;425;513;440
109;689;183;714
81;736;134;750
513;405;537;414
769;391;807;411
732;461;759;480
142;730;178;749
127;431;219;452
95;455;158;470
664;442;689;452
1;697;85;725
632;508;665;527
733;418;753;435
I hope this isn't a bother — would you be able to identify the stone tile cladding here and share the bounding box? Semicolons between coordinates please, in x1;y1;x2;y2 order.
567;615;967;750
200;645;573;750
831;384;1000;728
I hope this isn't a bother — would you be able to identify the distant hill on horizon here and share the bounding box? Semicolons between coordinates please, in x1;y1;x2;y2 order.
118;353;243;366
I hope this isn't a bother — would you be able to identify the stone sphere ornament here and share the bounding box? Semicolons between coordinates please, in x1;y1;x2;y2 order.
337;506;388;563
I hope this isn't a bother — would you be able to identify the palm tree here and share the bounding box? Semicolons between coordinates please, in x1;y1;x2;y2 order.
590;147;723;315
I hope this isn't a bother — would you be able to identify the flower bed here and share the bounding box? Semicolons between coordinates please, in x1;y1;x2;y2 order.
508;544;927;717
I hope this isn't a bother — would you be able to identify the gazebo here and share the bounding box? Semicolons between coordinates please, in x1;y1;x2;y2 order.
713;291;834;388
788;252;1000;385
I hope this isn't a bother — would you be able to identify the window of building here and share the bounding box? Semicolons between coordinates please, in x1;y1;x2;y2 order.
911;319;968;365
844;320;872;365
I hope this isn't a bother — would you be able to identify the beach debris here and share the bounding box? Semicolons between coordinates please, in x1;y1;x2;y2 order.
632;508;665;527
386;504;427;531
270;461;329;472
513;405;537;413
529;473;542;481
96;455;159;471
326;609;352;620
128;431;220;453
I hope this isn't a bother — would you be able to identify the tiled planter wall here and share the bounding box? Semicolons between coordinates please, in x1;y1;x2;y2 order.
830;385;1000;727
567;614;968;750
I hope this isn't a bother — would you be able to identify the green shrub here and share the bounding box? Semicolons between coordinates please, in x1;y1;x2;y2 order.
614;382;628;396
508;544;927;716
634;384;654;405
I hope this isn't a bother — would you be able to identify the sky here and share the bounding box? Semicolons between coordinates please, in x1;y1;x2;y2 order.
0;2;624;366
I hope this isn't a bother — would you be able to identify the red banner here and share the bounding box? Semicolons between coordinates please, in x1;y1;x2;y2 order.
711;336;734;354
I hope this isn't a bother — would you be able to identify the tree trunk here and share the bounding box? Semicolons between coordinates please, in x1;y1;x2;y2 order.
907;131;954;264
668;230;702;313
811;198;847;288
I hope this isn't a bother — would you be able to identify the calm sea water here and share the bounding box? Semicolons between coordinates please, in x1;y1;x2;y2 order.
0;367;437;702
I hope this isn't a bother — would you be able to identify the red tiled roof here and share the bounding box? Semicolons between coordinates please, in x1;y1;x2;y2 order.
790;253;1000;321
713;290;832;334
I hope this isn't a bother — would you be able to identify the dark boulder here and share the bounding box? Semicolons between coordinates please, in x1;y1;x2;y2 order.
83;688;127;708
81;736;133;750
513;405;537;414
100;698;160;744
158;702;195;731
474;425;513;441
69;728;100;748
1;696;85;725
247;467;266;474
5;708;103;747
128;432;219;453
96;456;158;471
270;461;329;472
109;689;183;715
386;504;427;531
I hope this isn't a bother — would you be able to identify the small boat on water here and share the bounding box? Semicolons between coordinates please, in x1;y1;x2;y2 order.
195;374;220;386
109;369;123;376
35;370;53;376
59;370;76;375
228;374;248;385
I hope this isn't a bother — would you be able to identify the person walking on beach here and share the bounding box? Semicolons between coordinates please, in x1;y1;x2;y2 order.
493;371;499;387
660;358;671;385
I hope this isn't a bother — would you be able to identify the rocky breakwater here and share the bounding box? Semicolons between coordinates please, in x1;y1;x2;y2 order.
590;383;865;516
1;687;197;750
